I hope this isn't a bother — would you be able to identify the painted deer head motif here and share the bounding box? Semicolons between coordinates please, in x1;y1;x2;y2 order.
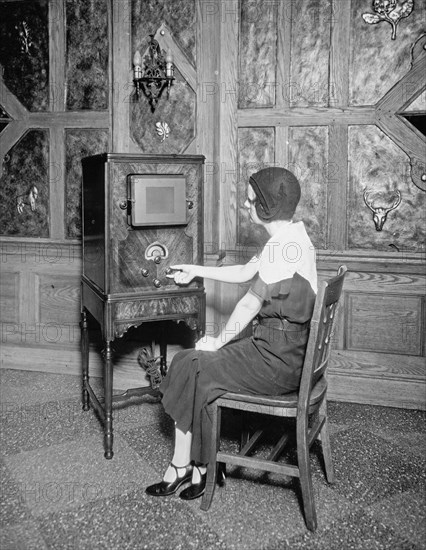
363;189;402;231
17;185;39;214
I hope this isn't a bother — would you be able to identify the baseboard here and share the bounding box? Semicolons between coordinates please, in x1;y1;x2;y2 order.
328;368;426;410
0;343;183;391
1;344;425;410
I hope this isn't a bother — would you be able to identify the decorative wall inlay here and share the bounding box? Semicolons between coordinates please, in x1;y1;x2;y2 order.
0;129;49;237
17;20;32;54
348;125;426;250
65;0;109;110
363;188;402;231
238;0;277;108
362;0;414;41
0;2;49;111
65;129;109;239
156;121;170;142
16;184;39;214
350;0;425;106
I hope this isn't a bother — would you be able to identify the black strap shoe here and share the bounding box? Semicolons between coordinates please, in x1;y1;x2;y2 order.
179;465;207;500
146;463;193;497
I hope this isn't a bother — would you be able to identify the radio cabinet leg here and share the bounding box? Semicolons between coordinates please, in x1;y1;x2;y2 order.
81;310;90;412
104;341;114;459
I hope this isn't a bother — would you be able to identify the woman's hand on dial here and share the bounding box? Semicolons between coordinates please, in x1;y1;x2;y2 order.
166;264;197;285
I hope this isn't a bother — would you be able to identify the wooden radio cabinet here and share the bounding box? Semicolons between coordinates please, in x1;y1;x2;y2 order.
81;153;205;458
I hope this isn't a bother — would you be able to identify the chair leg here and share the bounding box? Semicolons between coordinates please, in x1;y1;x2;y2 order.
201;403;221;511
319;402;334;484
297;424;317;532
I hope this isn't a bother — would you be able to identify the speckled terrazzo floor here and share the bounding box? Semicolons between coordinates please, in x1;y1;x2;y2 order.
0;368;425;550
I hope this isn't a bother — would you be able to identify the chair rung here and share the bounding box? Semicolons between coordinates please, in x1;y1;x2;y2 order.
268;433;290;461
217;452;300;478
308;417;325;448
240;429;264;456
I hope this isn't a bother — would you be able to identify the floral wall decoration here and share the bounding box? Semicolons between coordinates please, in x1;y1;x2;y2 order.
362;0;414;40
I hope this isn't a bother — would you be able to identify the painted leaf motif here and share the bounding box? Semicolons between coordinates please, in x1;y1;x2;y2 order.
362;13;383;24
400;0;414;17
155;121;170;142
388;9;401;20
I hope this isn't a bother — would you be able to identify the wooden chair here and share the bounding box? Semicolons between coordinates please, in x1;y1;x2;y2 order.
201;266;347;531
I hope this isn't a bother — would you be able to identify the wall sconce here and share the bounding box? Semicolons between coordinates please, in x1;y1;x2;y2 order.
133;34;174;112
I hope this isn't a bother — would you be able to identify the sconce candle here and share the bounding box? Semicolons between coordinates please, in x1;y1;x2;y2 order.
133;50;143;79
166;50;174;78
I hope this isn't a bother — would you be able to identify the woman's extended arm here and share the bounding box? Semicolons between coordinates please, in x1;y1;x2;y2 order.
167;261;258;285
196;290;263;351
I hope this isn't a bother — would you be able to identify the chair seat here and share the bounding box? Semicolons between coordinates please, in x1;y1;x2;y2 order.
217;376;327;410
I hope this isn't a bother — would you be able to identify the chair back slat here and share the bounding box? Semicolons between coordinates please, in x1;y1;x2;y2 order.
297;266;347;413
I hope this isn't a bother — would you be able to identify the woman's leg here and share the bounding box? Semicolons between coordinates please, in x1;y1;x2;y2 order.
145;425;194;496
162;425;193;481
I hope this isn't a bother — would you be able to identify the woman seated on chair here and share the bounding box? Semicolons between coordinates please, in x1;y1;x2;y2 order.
146;167;317;500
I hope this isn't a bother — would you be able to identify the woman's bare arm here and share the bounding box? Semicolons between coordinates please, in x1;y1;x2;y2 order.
196;290;263;351
167;261;259;285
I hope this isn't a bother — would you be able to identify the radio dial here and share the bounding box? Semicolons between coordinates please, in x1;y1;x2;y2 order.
165;267;172;275
141;269;149;277
153;279;161;288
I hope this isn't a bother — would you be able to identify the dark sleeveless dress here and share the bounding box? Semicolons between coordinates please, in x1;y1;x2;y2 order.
160;271;316;464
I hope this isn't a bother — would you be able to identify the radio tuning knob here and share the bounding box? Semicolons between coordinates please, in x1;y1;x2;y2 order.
153;278;161;288
154;256;161;264
165;267;172;275
141;269;149;277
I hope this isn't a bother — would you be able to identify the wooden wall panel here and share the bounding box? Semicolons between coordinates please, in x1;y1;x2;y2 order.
65;0;109;111
288;126;328;248
349;0;426;106
0;129;50;238
238;0;277;108
290;0;332;107
0;1;49;111
0;271;19;324
237;127;275;247
346;292;423;356
347;124;426;251
39;274;80;327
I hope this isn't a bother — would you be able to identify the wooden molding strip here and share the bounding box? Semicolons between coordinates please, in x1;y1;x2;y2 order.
0;76;28;120
28;111;110;127
155;24;197;93
49;0;66;111
238;106;376;127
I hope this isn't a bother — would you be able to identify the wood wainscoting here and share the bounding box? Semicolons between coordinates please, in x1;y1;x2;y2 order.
0;240;424;408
